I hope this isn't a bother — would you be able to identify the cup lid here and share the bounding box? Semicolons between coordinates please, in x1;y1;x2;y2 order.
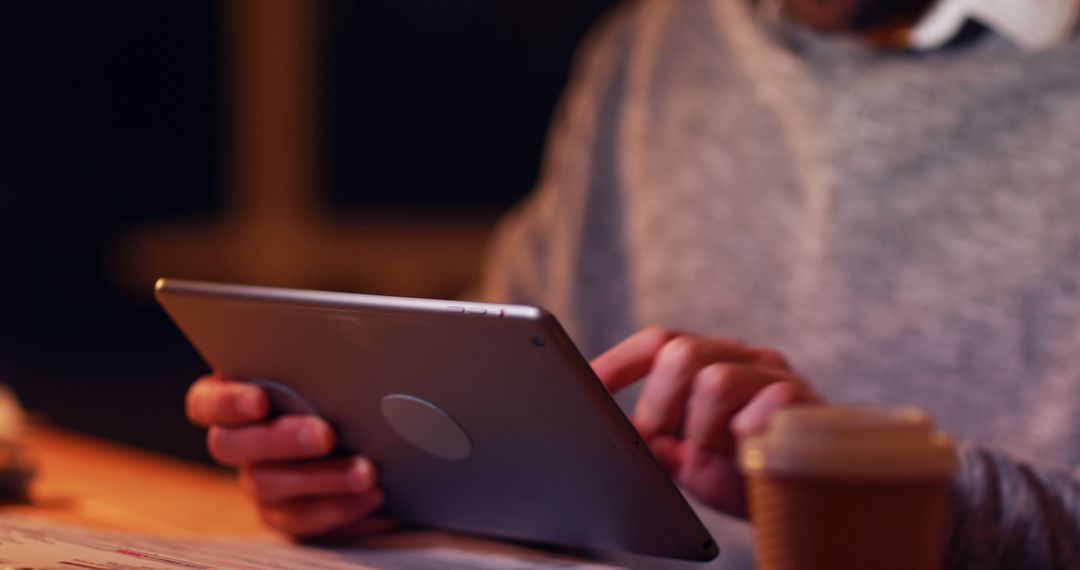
739;406;956;480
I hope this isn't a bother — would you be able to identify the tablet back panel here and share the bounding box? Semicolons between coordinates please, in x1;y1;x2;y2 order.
156;279;718;561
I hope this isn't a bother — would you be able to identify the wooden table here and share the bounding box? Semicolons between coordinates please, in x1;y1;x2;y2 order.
12;425;271;536
4;425;612;566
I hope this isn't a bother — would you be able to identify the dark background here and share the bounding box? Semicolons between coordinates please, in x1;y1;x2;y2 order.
0;0;617;463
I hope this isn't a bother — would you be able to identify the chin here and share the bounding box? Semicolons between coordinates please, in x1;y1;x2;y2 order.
784;0;923;32
784;0;865;31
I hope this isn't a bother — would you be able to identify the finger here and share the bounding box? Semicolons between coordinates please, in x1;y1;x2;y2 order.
634;335;759;436
590;326;680;394
242;457;377;504
308;516;402;541
645;437;747;516
261;493;385;538
644;434;683;475
742;345;792;370
677;443;748;517
683;364;797;455
208;415;335;466
187;376;269;427
730;380;824;441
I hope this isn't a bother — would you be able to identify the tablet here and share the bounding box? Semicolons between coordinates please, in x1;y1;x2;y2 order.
155;278;718;561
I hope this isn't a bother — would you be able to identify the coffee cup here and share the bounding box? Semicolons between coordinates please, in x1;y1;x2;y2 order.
739;406;955;570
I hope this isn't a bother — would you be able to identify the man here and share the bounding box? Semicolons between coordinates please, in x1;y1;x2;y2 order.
187;0;1080;567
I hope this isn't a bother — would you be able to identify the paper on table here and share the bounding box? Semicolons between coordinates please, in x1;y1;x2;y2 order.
0;515;623;570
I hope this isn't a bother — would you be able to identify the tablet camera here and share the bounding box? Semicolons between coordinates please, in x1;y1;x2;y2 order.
531;336;546;348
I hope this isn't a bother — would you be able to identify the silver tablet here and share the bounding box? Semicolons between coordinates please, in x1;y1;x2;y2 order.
156;278;718;561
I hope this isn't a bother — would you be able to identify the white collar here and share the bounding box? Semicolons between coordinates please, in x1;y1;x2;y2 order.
910;0;1080;51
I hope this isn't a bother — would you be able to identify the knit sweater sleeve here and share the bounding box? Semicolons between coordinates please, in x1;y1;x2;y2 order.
478;3;643;359
946;443;1080;569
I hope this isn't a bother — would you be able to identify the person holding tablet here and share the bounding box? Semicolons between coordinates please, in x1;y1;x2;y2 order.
186;329;820;538
187;0;1080;567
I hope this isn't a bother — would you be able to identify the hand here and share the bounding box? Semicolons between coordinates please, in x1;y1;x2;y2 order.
591;326;823;517
186;375;389;537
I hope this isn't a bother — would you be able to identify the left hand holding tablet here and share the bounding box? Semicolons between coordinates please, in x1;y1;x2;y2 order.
186;375;388;537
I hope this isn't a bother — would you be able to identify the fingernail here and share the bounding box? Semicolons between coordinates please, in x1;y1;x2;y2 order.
237;391;263;418
346;458;373;492
298;422;329;454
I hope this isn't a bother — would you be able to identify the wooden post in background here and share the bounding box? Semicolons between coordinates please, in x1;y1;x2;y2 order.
228;0;320;285
111;0;492;298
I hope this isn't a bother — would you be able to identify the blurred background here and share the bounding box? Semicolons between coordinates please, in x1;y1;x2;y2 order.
0;0;617;463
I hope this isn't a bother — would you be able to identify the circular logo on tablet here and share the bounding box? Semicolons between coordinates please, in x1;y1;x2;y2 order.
379;394;472;461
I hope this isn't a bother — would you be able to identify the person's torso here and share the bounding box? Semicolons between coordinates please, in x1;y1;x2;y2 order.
559;0;1080;467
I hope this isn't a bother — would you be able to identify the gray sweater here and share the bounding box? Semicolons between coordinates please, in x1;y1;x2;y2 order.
481;0;1080;568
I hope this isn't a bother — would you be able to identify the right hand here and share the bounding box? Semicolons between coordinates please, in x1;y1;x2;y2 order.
185;375;388;538
591;327;822;517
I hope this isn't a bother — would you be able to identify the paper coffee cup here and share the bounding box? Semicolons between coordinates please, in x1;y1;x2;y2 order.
739;406;955;570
